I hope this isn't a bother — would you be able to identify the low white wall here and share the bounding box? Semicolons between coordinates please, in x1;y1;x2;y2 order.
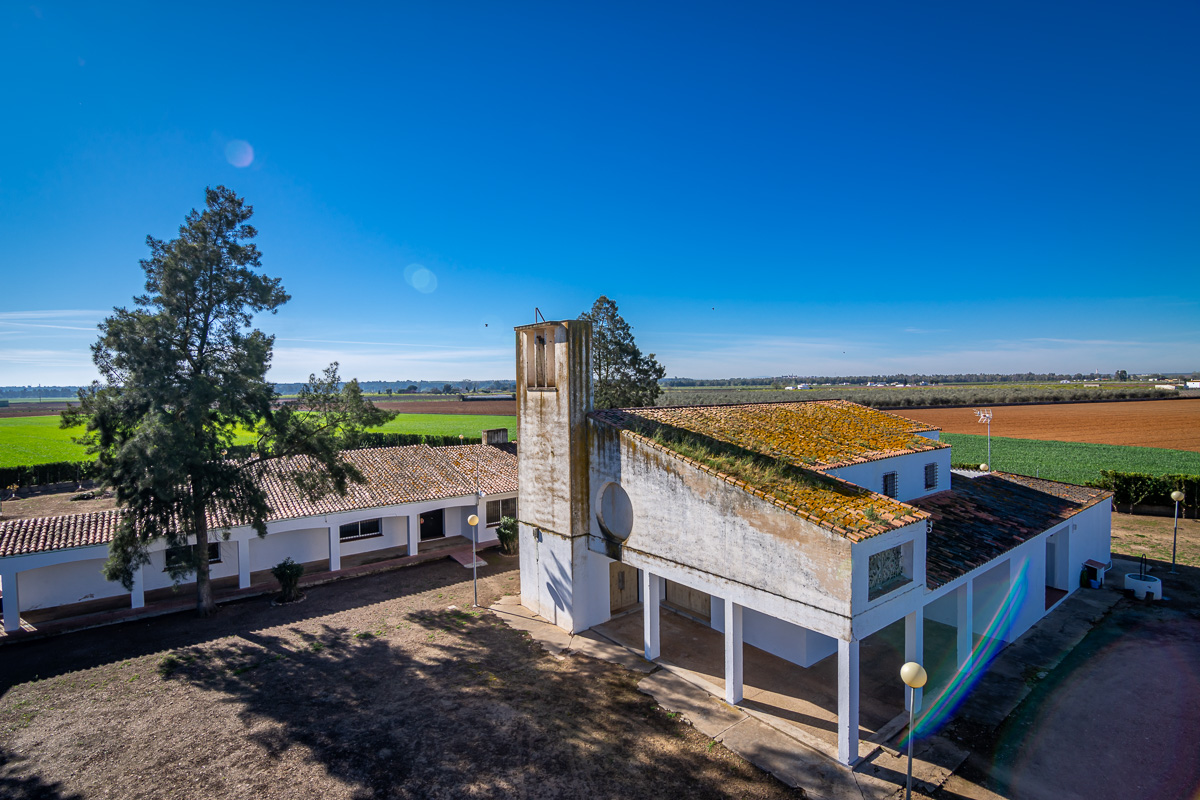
17;558;125;610
250;527;328;571
143;540;241;592
711;597;838;668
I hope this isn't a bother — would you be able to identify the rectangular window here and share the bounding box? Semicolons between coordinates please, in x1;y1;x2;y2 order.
868;545;911;601
339;518;383;542
165;542;221;571
882;472;898;498
487;497;517;527
924;463;938;490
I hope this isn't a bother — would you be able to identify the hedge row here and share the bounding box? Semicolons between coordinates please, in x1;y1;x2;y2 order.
0;435;474;489
1088;471;1199;514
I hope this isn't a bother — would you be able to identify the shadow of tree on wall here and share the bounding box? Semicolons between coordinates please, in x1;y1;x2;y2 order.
0;745;84;800
163;607;796;799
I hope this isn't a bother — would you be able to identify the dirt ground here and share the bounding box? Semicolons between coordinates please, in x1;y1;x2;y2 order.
935;512;1200;800
895;398;1200;452
0;558;800;800
374;399;515;416
0;402;78;419
1;489;116;521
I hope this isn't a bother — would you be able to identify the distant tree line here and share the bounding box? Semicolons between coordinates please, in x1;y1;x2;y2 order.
660;372;1196;388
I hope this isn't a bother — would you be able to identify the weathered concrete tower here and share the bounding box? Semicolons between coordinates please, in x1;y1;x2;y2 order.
514;319;605;631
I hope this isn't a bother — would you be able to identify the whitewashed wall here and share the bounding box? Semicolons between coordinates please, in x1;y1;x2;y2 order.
17;557;125;610
825;448;952;503
711;597;838;667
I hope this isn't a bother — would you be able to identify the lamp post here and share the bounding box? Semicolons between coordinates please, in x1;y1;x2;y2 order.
1171;489;1185;574
901;661;928;800
467;513;480;606
974;409;992;469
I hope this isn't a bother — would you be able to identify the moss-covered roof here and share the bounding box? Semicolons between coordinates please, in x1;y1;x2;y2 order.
590;401;932;541
606;400;945;470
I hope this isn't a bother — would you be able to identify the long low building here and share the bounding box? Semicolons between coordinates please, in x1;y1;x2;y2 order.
0;439;518;632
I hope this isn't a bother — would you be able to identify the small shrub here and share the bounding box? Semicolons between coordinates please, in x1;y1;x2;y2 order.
271;557;305;603
497;516;519;555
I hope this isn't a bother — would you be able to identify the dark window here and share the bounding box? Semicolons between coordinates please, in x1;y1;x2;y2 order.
339;518;383;542
882;472;898;498
486;497;517;527
165;542;221;571
924;463;938;490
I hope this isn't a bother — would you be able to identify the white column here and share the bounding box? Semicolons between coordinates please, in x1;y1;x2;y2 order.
2;570;20;632
130;565;145;609
724;600;744;705
837;638;860;765
957;580;974;667
905;609;924;711
238;538;252;589
475;497;489;543
407;513;420;556
328;526;341;572
643;571;663;660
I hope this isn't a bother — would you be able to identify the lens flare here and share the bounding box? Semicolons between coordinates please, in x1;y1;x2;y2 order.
403;263;438;294
225;140;254;168
901;559;1030;746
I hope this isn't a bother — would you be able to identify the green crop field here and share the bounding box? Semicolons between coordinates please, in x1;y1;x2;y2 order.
369;414;516;438
0;413;517;468
942;433;1200;485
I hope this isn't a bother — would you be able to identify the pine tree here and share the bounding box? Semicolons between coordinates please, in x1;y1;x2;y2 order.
63;186;393;616
580;296;666;409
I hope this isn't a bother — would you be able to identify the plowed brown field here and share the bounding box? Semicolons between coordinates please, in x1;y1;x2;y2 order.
896;399;1200;452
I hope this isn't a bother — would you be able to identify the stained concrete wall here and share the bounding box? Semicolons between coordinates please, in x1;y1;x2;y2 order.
588;423;856;638
515;320;599;629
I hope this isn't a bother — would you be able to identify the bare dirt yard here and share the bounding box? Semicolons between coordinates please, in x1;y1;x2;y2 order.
896;398;1200;452
375;399;516;417
1;489;116;521
0;558;799;800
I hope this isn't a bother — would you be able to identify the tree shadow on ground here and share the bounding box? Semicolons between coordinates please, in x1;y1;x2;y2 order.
164;605;799;799
0;745;84;800
0;559;519;693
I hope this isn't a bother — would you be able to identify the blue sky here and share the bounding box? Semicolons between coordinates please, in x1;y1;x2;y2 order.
2;1;1197;385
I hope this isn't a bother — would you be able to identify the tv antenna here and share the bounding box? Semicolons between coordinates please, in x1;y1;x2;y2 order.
974;408;993;470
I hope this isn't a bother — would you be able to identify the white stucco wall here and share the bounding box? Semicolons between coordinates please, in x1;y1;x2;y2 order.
17;557;126;610
825;448;952;503
711;597;838;667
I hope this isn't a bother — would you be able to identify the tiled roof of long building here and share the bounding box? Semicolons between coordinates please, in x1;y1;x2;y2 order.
912;472;1111;588
0;444;518;559
590;402;932;541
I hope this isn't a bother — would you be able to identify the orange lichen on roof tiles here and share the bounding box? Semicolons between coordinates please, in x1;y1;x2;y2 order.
613;400;945;471
591;406;929;541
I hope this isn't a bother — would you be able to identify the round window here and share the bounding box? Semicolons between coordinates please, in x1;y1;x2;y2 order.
596;482;634;541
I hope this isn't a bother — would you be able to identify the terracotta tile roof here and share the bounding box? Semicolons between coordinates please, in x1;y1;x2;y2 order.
437;443;519;496
912;472;1112;589
0;509;122;558
590;405;930;541
0;445;518;559
600;400;945;471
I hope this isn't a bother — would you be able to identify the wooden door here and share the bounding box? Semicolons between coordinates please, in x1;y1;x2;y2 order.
609;562;639;613
664;580;711;622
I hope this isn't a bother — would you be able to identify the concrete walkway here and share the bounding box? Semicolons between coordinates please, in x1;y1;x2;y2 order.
491;583;1123;799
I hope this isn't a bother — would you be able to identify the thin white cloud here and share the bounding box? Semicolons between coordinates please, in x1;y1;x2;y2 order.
0;310;107;320
276;336;500;351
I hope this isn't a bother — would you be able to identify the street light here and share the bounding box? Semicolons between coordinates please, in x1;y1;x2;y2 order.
901;661;928;800
467;513;480;606
1171;489;1185;574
